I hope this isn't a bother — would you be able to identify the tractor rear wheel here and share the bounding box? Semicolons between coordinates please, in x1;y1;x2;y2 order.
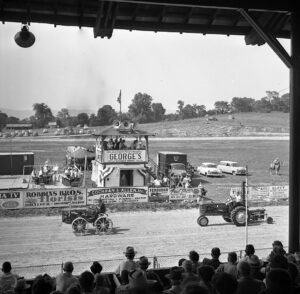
222;216;232;223
231;206;247;226
72;217;88;235
197;216;209;227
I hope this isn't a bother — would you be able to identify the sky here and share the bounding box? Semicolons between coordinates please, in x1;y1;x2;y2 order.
0;22;290;118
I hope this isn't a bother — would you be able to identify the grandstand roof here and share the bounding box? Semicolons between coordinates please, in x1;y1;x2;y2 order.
0;0;292;45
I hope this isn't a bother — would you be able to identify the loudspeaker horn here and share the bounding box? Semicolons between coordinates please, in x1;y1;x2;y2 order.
122;120;131;129
113;120;121;129
15;25;35;48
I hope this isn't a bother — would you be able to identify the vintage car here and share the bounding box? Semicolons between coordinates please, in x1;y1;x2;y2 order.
197;162;222;177
62;206;113;235
217;161;246;175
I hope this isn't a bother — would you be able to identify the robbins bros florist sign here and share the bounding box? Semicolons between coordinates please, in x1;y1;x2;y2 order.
103;150;146;163
87;187;148;204
24;188;86;208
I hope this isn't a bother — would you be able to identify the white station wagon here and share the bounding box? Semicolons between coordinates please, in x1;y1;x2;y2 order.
217;161;247;175
197;162;222;177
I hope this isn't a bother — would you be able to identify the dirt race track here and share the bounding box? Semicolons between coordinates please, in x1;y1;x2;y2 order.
0;205;288;278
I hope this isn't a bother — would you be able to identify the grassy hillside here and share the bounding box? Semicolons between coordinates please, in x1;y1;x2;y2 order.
138;112;289;137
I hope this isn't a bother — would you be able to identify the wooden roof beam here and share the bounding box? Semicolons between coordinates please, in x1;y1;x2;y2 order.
240;8;292;68
94;0;104;37
103;0;293;13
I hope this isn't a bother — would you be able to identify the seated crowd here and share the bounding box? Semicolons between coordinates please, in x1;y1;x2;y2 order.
103;138;145;151
1;240;299;294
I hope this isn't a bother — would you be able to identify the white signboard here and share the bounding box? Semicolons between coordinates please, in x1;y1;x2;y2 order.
169;188;200;201
24;188;86;208
248;186;269;201
87;187;148;204
269;185;289;199
148;187;170;202
103;150;146;163
0;191;23;209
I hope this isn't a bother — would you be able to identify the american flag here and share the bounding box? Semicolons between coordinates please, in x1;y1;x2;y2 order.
117;90;121;104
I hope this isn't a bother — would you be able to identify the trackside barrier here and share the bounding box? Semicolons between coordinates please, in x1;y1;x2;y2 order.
0;185;289;210
12;247;279;279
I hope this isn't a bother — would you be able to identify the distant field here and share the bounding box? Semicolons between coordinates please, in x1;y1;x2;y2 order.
1;111;289;138
0;137;289;202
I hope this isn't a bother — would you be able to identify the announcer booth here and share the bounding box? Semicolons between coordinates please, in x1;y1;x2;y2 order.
91;121;155;188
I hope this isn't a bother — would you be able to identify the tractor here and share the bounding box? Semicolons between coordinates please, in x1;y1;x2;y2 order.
197;182;273;227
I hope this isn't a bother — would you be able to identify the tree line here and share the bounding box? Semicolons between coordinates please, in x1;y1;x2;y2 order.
0;92;290;129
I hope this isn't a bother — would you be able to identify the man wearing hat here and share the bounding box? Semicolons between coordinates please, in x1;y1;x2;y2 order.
138;256;164;292
266;240;286;262
128;269;156;293
55;261;78;293
163;266;183;294
248;255;265;281
115;247;138;276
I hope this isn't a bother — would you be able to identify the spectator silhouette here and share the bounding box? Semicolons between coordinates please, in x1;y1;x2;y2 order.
0;261;19;294
211;272;238;294
181;260;199;287
115;246;138;276
203;247;222;270
189;251;202;273
78;271;94;294
236;261;265;294
216;252;238;278
198;265;215;294
55;262;78;293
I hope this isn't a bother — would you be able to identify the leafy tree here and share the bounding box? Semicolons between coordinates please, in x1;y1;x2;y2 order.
0;111;8;129
57;108;69;120
253;99;273;113
177;100;184;116
97;105;118;126
271;96;289;113
32;103;53;127
151;103;166;122
128;93;153;123
231;97;255;112
6;116;20;124
182;104;197;118
214;101;230;114
77;112;89;126
196;104;207;117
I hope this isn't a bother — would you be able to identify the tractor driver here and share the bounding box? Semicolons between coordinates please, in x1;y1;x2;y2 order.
96;198;106;214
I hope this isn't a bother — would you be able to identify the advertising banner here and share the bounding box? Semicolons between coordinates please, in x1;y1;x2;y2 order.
169;188;200;201
148;187;170;202
24;188;86;208
0;191;23;209
248;186;269;201
87;187;148;204
103;150;146;163
269;185;289;200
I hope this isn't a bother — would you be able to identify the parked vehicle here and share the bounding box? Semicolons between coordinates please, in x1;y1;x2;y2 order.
217;160;246;175
197;162;222;177
157;151;194;178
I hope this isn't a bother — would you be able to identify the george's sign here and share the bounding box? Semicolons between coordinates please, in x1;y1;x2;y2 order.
103;150;146;163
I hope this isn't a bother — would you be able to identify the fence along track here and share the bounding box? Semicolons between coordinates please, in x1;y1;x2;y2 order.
12;247;276;279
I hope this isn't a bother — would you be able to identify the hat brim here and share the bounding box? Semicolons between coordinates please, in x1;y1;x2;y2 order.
249;261;263;267
165;274;181;280
139;262;151;266
124;251;137;255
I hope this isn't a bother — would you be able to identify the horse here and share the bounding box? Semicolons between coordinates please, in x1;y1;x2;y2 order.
270;160;280;175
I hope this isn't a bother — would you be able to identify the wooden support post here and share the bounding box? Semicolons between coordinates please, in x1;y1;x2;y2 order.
289;10;300;253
